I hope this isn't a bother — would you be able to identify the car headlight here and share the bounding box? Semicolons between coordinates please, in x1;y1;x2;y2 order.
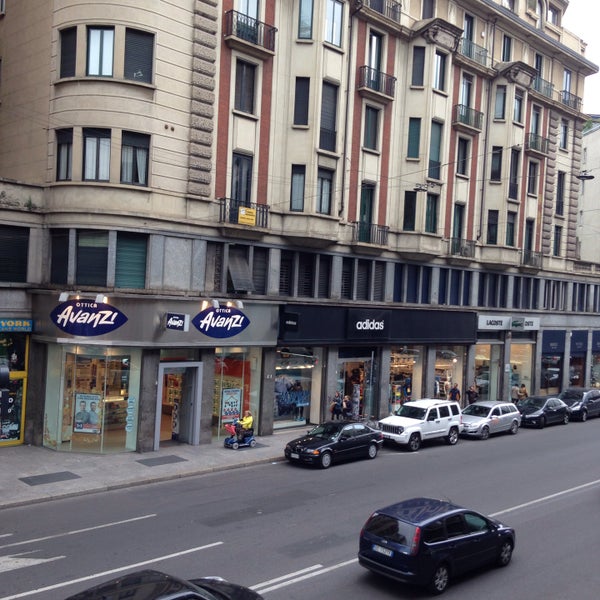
571;402;581;410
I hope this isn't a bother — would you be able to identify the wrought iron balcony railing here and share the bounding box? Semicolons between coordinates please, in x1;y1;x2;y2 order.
453;104;483;130
560;90;582;111
532;75;554;98
457;38;489;67
360;0;402;23
358;65;397;98
218;198;269;228
526;132;550;155
224;10;277;53
352;222;389;245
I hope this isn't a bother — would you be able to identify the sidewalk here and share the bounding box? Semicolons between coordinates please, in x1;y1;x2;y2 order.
0;429;302;510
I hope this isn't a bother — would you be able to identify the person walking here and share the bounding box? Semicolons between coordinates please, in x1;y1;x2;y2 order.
449;383;461;404
329;391;342;420
517;384;528;402
465;385;479;405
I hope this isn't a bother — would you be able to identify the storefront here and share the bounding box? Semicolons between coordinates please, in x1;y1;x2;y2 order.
32;294;277;453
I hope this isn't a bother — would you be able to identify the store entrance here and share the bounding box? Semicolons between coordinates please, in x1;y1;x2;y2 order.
155;362;203;449
337;349;377;419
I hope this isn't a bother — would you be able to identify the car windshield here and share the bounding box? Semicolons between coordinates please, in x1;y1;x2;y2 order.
395;405;427;420
462;404;491;417
520;397;545;409
308;423;342;439
559;390;583;401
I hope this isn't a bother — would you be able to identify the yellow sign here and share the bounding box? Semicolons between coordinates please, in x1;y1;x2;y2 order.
237;206;256;226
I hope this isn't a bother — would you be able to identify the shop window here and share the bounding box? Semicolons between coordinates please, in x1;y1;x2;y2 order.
0;333;28;446
0;225;29;283
541;353;562;394
390;345;423;408
434;347;465;402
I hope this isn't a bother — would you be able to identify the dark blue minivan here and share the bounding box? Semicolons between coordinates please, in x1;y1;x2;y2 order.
358;497;515;594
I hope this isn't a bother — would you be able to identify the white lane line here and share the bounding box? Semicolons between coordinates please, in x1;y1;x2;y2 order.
253;558;358;594
251;564;323;589
489;478;600;518
0;542;223;600
0;552;65;574
0;514;156;550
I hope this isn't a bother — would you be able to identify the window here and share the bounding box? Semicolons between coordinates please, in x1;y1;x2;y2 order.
121;131;149;186
50;229;69;285
433;51;446;91
364;106;379;150
0;226;29;283
411;47;425;86
509;148;520;198
83;128;111;181
487;210;499;244
501;35;512;62
513;89;523;122
423;0;435;19
294;77;310;125
506;211;516;246
320;81;338;152
60;27;77;78
547;4;559;25
115;232;147;289
428;121;443;179
494;85;506;119
87;27;114;76
531;105;541;134
560;119;568;149
553;225;562;256
325;0;343;46
527;161;538;195
298;0;313;39
235;60;256;114
56;129;73;181
491;146;502;181
290;165;306;211
425;194;438;234
407;118;421;158
231;153;253;204
124;29;154;83
456;137;469;176
460;73;473;107
502;0;515;10
403;191;417;231
76;230;108;286
317;168;333;214
556;171;565;215
359;184;375;242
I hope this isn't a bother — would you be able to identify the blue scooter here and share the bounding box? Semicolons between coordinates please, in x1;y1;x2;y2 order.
223;420;257;450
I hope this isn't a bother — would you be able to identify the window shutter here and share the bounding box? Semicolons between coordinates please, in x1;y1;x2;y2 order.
115;233;147;289
356;260;369;301
60;27;77;78
76;231;108;286
411;47;425;86
318;256;331;298
297;253;314;297
341;258;353;299
124;29;153;83
252;247;268;295
279;251;294;296
0;226;29;282
294;78;310;125
373;262;385;301
50;229;69;284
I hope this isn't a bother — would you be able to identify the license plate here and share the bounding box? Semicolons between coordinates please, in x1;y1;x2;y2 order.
372;544;393;557
291;452;299;459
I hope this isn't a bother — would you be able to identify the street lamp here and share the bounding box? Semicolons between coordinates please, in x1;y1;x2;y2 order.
576;171;594;180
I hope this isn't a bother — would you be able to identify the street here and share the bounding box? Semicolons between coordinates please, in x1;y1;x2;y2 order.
1;420;600;600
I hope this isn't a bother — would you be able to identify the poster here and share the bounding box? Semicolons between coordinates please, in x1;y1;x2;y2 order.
73;393;102;434
221;388;241;422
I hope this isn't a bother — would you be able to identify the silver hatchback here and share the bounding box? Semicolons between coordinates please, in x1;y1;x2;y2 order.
461;401;521;440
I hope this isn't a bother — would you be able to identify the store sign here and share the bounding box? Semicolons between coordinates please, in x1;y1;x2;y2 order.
478;315;540;331
165;312;189;332
0;319;33;332
192;306;250;339
346;309;390;340
50;300;128;337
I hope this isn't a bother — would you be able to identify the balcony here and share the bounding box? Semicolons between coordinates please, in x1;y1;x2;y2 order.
457;38;489;67
520;249;542;271
224;10;277;59
560;90;582;111
355;0;402;25
357;66;396;102
218;198;269;238
452;104;483;133
448;237;475;261
525;132;550;156
531;75;554;99
351;222;389;251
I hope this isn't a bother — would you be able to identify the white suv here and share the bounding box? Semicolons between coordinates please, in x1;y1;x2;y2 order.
378;399;462;451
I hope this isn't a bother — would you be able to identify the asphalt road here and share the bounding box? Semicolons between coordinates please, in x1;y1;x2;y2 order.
1;419;600;600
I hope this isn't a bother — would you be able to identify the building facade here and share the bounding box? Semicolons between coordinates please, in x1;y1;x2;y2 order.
0;0;599;453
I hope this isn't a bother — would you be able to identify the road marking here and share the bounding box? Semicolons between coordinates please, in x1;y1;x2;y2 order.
489;478;600;518
0;542;223;600
251;564;322;590
252;558;358;594
0;514;156;550
0;552;65;573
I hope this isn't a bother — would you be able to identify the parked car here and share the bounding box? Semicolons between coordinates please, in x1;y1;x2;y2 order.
65;569;263;600
461;401;520;439
284;420;383;469
557;387;600;421
358;497;515;595
517;395;570;428
377;399;462;452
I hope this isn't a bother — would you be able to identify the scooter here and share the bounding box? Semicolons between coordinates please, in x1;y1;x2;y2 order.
223;420;257;450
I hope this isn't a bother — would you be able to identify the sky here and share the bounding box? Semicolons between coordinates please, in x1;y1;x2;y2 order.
562;0;600;114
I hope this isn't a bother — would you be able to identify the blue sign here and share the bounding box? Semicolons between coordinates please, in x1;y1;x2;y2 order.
50;300;128;337
0;319;33;332
192;306;250;339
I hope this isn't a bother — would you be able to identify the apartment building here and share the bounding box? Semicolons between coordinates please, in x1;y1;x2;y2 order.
0;0;598;453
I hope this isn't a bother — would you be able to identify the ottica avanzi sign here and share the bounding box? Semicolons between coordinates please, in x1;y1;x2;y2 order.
50;300;128;336
192;307;250;339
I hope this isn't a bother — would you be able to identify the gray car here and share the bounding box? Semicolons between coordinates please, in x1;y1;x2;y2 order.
461;401;521;440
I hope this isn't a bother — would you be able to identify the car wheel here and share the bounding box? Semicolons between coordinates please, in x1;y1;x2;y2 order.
480;426;490;440
367;443;378;459
497;540;513;567
408;433;421;452
509;420;519;435
319;451;332;469
446;427;459;445
562;413;569;425
538;416;546;429
580;410;587;422
428;563;450;595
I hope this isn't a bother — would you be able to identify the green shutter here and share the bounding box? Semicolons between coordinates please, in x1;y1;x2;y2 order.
115;233;147;289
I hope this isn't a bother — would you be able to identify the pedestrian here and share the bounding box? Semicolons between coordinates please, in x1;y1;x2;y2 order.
517;384;528;402
465;385;479;404
511;383;520;402
449;383;461;404
342;395;353;419
329;391;342;420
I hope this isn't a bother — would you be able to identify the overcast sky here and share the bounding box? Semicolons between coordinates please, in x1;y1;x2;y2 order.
562;0;600;114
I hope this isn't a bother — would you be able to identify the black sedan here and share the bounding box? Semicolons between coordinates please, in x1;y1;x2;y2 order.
65;569;262;600
557;387;600;421
284;420;383;468
517;395;570;428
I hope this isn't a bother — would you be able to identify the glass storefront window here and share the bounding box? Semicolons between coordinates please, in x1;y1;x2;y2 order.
434;346;465;403
509;343;533;401
389;346;424;412
45;345;141;453
0;333;28;446
541;353;562;395
474;344;502;402
337;349;378;419
591;354;600;387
